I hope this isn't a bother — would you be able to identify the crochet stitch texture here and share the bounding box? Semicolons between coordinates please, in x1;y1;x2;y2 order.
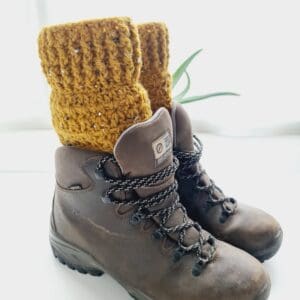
38;17;152;153
138;22;172;112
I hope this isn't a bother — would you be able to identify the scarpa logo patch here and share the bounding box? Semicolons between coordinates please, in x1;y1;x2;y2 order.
152;131;172;166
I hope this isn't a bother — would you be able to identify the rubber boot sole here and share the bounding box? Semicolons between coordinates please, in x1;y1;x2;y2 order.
50;229;152;300
50;229;271;300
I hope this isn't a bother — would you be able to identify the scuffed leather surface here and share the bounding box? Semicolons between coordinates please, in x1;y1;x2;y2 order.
52;109;270;299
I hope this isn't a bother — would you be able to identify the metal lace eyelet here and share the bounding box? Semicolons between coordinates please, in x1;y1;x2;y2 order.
129;212;143;225
230;198;237;205
101;192;112;204
192;260;204;277
152;229;165;240
95;167;104;179
223;198;237;214
200;252;210;262
223;202;233;214
207;236;215;247
172;247;185;263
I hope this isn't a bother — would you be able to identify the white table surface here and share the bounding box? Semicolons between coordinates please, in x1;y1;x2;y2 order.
1;129;298;299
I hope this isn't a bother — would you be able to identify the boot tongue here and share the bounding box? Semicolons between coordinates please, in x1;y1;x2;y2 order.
171;103;194;152
114;107;202;246
114;108;173;177
171;103;224;200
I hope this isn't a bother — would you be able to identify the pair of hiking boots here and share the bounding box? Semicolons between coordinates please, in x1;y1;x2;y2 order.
39;18;282;300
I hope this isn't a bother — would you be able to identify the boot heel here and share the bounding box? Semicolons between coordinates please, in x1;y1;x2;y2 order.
50;230;104;276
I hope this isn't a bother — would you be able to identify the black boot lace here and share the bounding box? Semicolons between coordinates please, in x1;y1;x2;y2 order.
96;155;216;276
174;135;237;223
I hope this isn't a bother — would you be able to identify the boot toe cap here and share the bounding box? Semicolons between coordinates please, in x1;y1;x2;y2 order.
192;241;271;300
217;241;271;300
224;204;283;260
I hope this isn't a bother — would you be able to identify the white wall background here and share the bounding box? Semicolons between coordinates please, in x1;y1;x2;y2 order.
0;3;298;299
0;0;299;135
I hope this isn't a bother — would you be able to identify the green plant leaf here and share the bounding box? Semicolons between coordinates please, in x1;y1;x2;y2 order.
172;49;202;88
173;71;191;101
178;92;240;104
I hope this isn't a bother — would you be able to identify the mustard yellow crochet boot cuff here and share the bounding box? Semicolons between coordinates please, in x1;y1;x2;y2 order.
138;22;172;112
38;17;152;153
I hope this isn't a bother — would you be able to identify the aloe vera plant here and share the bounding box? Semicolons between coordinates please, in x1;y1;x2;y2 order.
173;49;239;104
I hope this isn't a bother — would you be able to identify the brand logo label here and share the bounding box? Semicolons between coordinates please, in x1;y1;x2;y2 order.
152;131;172;165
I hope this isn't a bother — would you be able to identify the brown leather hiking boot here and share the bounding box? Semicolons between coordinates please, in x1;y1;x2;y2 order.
171;103;283;262
50;108;270;300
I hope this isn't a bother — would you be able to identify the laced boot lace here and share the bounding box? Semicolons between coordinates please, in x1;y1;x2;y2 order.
95;155;216;276
174;135;237;223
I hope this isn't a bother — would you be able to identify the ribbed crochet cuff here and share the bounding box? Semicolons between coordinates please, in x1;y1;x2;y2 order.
38;18;152;153
138;22;172;111
39;17;142;90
